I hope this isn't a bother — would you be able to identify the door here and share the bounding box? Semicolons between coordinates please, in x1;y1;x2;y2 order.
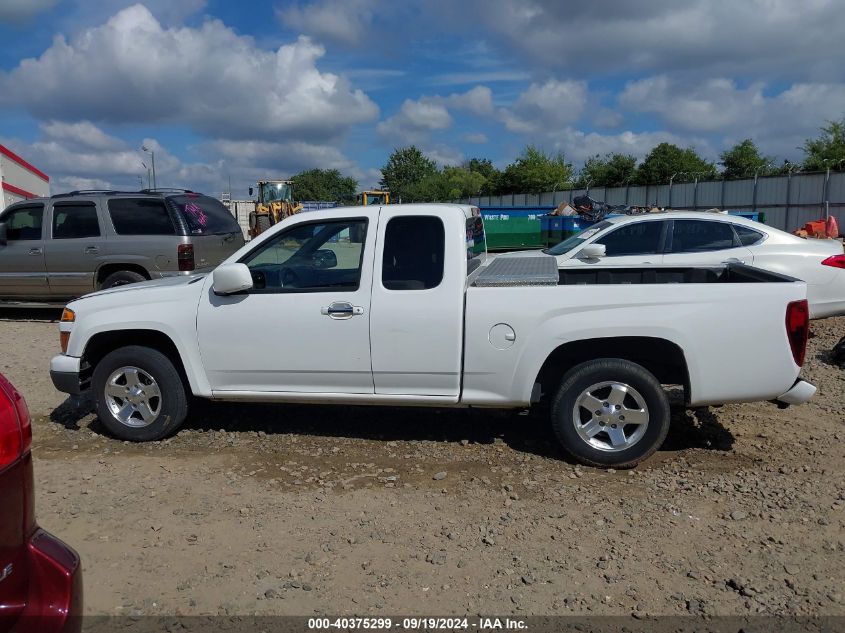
0;203;48;298
661;219;754;267
196;217;374;393
44;200;104;298
369;210;464;397
561;219;667;268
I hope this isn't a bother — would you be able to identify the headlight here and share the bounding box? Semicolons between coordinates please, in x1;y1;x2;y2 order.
60;308;75;353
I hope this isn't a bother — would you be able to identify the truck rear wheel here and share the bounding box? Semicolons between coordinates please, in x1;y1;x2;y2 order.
92;345;188;441
551;359;670;468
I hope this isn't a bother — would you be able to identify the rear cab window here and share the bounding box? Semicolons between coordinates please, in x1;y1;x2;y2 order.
108;198;176;235
466;209;486;275
382;216;445;290
168;194;240;235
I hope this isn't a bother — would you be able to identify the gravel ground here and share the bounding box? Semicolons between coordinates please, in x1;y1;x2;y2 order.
1;309;843;619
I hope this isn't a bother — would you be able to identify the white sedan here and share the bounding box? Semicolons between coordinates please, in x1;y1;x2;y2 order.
507;211;845;318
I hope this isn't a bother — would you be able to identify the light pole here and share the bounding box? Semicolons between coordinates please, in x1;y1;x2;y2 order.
668;172;679;209
141;162;151;189
142;146;156;190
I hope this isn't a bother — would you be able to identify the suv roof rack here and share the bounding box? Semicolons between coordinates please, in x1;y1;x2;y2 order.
138;188;195;194
52;190;123;198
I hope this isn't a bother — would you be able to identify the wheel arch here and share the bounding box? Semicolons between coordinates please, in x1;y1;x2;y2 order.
534;336;690;405
82;329;191;393
95;263;151;287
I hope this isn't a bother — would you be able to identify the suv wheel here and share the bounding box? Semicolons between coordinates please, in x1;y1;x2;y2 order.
101;270;146;289
92;346;188;441
551;359;670;468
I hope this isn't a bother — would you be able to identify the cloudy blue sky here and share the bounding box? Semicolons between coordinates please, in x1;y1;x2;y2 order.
1;0;844;196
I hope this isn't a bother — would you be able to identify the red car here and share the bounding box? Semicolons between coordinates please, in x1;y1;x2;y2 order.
0;373;82;633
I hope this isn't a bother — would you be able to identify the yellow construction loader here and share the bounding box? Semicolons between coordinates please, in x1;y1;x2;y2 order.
355;190;390;206
248;180;303;238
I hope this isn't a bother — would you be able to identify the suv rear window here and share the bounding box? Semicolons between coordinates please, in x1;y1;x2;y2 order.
169;195;240;235
108;198;176;235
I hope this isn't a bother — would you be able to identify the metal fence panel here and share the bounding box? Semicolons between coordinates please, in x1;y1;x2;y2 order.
793;174;825;205
696;181;722;207
723;180;754;207
755;176;788;206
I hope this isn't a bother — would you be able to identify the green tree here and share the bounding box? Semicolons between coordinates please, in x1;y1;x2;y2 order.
290;168;357;202
404;171;452;202
465;158;504;195
801;118;845;171
636;142;717;185
577;153;638;188
500;145;574;194
442;166;486;199
380;146;438;202
719;139;775;180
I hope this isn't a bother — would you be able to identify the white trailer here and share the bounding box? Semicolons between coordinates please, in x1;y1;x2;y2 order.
0;144;50;211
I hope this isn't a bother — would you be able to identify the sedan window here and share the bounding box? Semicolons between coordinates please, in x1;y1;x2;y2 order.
595;221;663;256
670;220;737;253
733;224;765;246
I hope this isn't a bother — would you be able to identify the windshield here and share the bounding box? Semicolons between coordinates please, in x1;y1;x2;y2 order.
260;182;292;203
544;220;612;255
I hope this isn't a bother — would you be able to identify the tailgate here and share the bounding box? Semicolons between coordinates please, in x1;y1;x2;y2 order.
168;194;245;268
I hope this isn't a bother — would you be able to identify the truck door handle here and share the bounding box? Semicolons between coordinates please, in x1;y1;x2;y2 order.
321;301;364;319
28;247;42;256
84;246;99;255
722;258;745;265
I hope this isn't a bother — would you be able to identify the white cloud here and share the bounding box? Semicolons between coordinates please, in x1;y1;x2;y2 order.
619;75;845;159
3;121;224;194
68;0;208;26
39;121;126;152
548;128;707;164
446;86;494;116
449;0;845;81
423;144;464;167
0;0;58;24
0;4;378;142
279;0;377;45
500;79;588;133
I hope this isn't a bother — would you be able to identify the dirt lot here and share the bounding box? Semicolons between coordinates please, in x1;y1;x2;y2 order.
1;309;843;619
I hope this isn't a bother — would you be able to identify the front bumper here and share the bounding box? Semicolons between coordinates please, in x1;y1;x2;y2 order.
775;379;817;406
49;355;85;395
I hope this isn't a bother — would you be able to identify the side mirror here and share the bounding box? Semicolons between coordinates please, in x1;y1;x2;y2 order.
212;263;253;295
0;222;6;246
249;187;254;196
313;249;337;269
577;243;606;259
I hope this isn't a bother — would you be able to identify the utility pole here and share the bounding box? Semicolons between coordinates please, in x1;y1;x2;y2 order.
142;146;157;190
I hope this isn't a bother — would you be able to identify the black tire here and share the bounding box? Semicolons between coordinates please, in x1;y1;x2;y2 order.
256;215;271;232
551;359;670;468
101;270;146;290
92;345;188;441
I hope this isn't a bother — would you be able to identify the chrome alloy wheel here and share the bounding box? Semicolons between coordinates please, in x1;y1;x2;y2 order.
104;366;162;428
572;381;649;452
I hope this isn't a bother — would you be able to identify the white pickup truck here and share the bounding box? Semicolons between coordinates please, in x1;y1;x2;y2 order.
50;204;816;467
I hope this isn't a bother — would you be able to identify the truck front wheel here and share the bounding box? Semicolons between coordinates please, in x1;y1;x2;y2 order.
92;345;188;441
551;359;670;468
